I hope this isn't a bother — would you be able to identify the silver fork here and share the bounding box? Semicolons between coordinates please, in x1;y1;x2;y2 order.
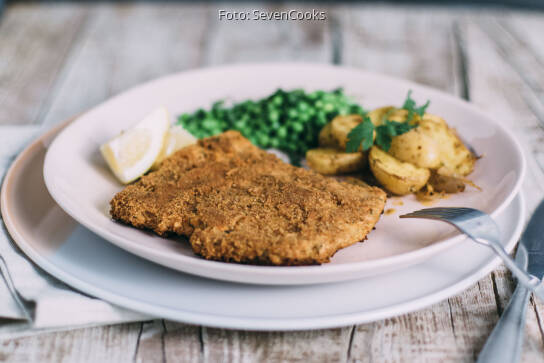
400;207;544;300
0;255;34;321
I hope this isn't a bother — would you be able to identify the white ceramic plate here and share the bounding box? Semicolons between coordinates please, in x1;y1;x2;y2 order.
0;122;525;329
43;63;525;285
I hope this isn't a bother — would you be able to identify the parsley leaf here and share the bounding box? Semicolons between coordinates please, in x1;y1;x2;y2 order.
346;116;374;152
414;100;430;117
344;91;427;153
375;120;417;151
402;90;430;122
402;90;416;111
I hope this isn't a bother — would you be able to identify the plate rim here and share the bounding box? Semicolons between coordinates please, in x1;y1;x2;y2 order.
1;122;526;330
41;63;527;284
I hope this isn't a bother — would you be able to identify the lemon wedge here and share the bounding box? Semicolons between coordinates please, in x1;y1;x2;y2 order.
100;107;169;184
152;125;197;169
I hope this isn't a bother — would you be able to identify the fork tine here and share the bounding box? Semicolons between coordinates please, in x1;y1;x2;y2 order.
400;207;478;219
399;213;442;220
401;208;452;216
400;211;442;218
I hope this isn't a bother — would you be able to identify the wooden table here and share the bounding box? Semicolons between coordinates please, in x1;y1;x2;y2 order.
1;2;544;362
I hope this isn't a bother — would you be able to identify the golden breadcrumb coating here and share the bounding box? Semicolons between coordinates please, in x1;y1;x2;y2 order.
110;131;386;265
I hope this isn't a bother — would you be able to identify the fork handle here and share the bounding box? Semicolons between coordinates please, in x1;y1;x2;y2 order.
487;241;544;299
477;283;530;363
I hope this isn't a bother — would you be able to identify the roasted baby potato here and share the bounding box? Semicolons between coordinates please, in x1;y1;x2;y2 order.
422;113;447;126
329;115;363;148
387;113;475;175
369;146;430;195
306;148;366;175
418;116;476;176
388;127;441;169
318;122;339;148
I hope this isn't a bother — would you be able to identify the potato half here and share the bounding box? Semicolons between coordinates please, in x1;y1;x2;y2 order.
422;113;447;126
419;116;476;176
388;113;475;175
306;148;366;175
329;115;363;148
388;127;441;169
318;122;339;148
369;146;430;195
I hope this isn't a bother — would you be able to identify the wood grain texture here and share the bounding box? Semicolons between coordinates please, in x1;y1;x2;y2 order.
338;5;461;93
201;327;352;362
460;16;544;362
0;3;89;125
40;3;212;128
0;323;141;363
134;320;203;363
2;3;544;362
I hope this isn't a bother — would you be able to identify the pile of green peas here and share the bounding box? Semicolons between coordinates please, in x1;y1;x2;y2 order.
177;88;366;163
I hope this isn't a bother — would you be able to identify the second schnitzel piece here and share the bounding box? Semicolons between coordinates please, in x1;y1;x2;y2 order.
110;131;387;265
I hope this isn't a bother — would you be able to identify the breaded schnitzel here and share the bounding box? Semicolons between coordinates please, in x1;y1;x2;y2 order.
110;131;386;265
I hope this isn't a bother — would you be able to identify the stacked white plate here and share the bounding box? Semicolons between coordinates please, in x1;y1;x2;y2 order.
0;64;525;330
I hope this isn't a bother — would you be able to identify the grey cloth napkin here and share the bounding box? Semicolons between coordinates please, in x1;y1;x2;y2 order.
0;125;149;339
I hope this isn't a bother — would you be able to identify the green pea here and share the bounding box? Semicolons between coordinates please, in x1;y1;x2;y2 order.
202;119;219;130
210;127;223;135
290;123;304;133
299;113;310;122
269;110;280;123
270;120;281;130
257;134;269;146
270;138;280;148
277;126;288;138
287;109;298;119
176;88;364;163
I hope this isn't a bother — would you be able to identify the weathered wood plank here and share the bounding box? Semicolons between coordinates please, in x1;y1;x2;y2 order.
200;327;352;362
349;281;504;363
349;301;456;362
338;5;461;93
0;323;141;363
134;320;164;363
461;17;544;362
134;320;202;363
488;15;544;120
40;3;212;128
478;15;544;182
0;3;89;125
162;322;201;363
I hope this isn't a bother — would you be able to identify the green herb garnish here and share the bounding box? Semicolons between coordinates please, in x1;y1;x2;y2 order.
375;120;417;151
402;90;430;122
345;91;429;152
346;116;374;152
